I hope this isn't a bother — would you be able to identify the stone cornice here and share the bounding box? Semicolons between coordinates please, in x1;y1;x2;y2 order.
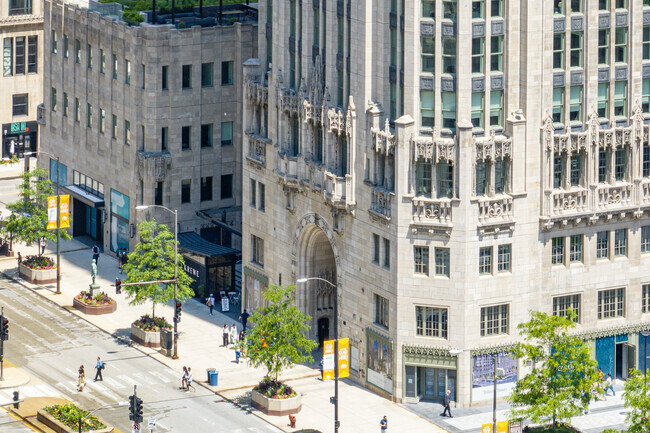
402;344;453;358
0;15;44;27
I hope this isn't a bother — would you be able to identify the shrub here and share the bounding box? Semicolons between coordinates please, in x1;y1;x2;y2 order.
22;255;56;270
132;314;171;332
44;404;106;431
122;9;144;25
254;376;297;399
75;291;114;305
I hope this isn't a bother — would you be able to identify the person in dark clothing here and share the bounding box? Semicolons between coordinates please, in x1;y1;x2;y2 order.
239;309;250;332
441;389;453;417
92;245;100;265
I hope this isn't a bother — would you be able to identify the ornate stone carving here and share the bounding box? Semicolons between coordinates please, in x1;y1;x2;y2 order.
371;118;395;156
474;130;512;162
327;107;345;135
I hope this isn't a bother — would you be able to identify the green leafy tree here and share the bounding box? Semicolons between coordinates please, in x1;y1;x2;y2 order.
246;284;317;380
624;368;650;432
1;167;71;254
509;310;599;427
122;219;194;318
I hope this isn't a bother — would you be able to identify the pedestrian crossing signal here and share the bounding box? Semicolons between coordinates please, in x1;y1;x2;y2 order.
115;279;122;294
12;391;19;409
175;302;181;323
134;397;143;423
1;316;9;341
128;395;135;421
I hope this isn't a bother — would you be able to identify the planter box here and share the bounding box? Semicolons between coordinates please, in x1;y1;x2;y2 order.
130;324;161;348
251;389;302;416
37;408;113;433
19;263;57;284
73;297;117;315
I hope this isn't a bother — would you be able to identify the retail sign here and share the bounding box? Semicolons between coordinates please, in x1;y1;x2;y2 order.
10;122;27;133
481;422;508;433
323;338;350;380
47;195;70;229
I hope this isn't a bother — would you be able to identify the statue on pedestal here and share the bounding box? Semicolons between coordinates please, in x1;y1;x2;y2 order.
90;259;99;296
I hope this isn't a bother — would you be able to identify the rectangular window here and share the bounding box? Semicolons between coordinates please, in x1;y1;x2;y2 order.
490;35;503;72
476;161;487;196
644;284;650;313
182;64;192;89
258;183;265;212
87;44;92;69
471;92;484;130
644;26;650;60
125;59;131;84
74;97;80;122
569;234;583;263
375;294;389;329
9;0;32;15
141;64;145;89
124;120;131;145
221;61;233;85
443;0;457;20
472;0;485;18
435;248;450;277
11;94;27;117
250;179;257;208
570;153;582;186
437;161;454;198
50;87;57;111
383;238;390;268
414;246;429;275
615;0;628;8
112;53;117;79
615;27;628;63
643;79;650;114
553;155;564;188
4;38;13;77
570;0;583;13
479;246;493;275
74;39;80;64
221;121;233;146
201;62;213;87
112;114;117;139
442;92;456;131
99;109;105;133
495;158;507;193
553;294;581;322
15;37;25;75
598;29;610;65
491;0;503;16
598;288;625;319
441;38;456;75
554;0;565;14
161;127;168;151
221;174;233;199
416;159;432;197
615;148;626;181
154;181;163;206
642;226;650;253
497;244;511;272
100;49;105;73
597;231;609;258
251;235;264;267
63;92;68;117
570;32;583;68
598;83;610;118
181;179;191;204
416;306;448;338
63;35;68;59
599;149;609;182
552;237;565;265
201;176;213;201
86;103;92;128
27;36;36;73
553;33;565;69
569;86;583;122
422;0;435;18
372;234;380;264
472;37;484;74
421;37;435;74
182;126;191;150
614;81;627;117
420;90;435;128
201;124;213;148
162;65;168;90
614;229;627;256
553;87;565;124
600;0;610;9
480;304;509;336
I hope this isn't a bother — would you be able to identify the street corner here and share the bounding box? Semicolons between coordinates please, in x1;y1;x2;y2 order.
0;365;31;389
7;395;68;419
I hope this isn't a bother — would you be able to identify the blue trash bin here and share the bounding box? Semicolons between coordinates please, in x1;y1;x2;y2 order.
209;370;219;386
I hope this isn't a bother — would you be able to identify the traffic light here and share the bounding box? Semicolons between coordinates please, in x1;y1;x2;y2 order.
175;302;181;323
115;278;121;294
1;316;9;341
12;391;19;409
128;395;135;421
134;397;143;423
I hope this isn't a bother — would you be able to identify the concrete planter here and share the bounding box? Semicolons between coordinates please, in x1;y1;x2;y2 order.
130;323;161;348
251;389;302;416
73;297;117;315
19;263;57;284
37;408;113;433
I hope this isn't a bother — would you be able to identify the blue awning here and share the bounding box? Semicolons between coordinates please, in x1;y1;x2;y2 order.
178;232;240;258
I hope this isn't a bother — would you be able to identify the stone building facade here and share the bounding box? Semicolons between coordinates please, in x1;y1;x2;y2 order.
241;0;650;407
41;0;257;257
1;0;43;160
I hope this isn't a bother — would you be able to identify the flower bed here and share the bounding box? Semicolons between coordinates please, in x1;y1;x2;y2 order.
22;255;56;270
254;377;297;399
251;389;302;416
73;291;116;315
38;404;113;433
19;262;57;284
130;315;172;348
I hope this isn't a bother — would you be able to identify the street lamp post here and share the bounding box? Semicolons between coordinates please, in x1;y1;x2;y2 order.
135;204;178;359
491;354;497;433
641;331;650;402
297;276;339;433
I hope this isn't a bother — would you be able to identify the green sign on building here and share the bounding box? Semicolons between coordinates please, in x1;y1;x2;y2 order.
10;122;26;133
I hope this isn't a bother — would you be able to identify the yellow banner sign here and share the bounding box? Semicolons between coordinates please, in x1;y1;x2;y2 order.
481;421;509;433
47;195;70;230
323;338;350;380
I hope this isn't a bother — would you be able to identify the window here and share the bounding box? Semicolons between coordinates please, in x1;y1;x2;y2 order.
200;176;213;201
472;37;484;74
644;26;650;60
570;0;583;12
437;160;454;198
124;120;131;145
472;0;484;18
162;65;168;90
490;35;503;72
201;124;213;148
471;92;484;130
598;288;625;319
569;234;583;263
87;44;92;69
50;87;57;111
250;179;257;208
615;27;627;63
9;0;32;15
552;87;565;124
552;237;565;265
443;0;457;20
442;38;456;74
181;179;191;204
553;294;581;322
643;79;650;114
644;285;650;313
416;306;448;338
491;0;503;17
74;98;81;122
182;64;192;89
87;103;92;128
421;90;435;128
27;36;36;73
615;148;626;181
382;238;390;268
642;227;650;253
495;158;507;193
598;29;610;65
422;0;435;18
597;231;609;258
125;59;131;84
416;159;432;197
614;229;627;256
480;304;509;336
141;64;145;89
479;246;493;274
221;121;233;146
598;149;609;182
614;81;627;117
99;109;105;133
201;62;213;87
615;0;627;8
598;83;609;118
414;246;429;275
182;126;191;150
112;115;117;139
112;53;117;79
161;127;168;151
569;86;582;122
63;92;68;117
221;174;233;199
74;39;80;64
375;294;389;328
600;0;610;9
15;37;24;75
570;32;583;68
476;161;487;195
12;94;27;116
100;49;105;73
570;152;582;186
372;234;380;264
251;235;264;267
644;143;650;178
435;248;450;277
497;244;511;272
441;92;456;131
154;181;163;206
553;33;565;69
63;35;68;59
221;61;233;85
258;183;265;212
4;38;13;77
554;0;565;14
421;37;435;73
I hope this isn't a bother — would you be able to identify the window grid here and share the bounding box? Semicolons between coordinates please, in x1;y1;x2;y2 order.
435;248;450;277
479;246;493;275
480;304;509;336
552;237;565;265
597;231;609;259
373;234;380;264
569;234;582;263
414;246;429;275
614;229;627;257
598;288;625;319
599;29;610;65
615;27;627;63
497;244;511;272
570;32;583;68
643;227;650;253
375;294;389;329
553;294;581;322
643;284;650;313
416;306;448;339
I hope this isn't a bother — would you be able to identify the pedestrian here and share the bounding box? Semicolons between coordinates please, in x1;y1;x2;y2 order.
235;344;242;364
605;373;615;396
92;245;100;265
40;238;47;255
222;324;229;347
122;248;128;269
319;359;324;380
380;415;387;432
230;323;238;345
239;330;245;342
185;367;195;392
94;356;104;381
117;249;123;273
180;366;188;390
206;294;215;315
239;309;250;332
441;389;453;417
77;365;86;392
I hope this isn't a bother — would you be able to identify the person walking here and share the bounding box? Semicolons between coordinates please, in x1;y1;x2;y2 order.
222;324;229;347
185;367;195;392
441;389;453;417
380;415;387;432
230;323;238;345
77;365;86;392
605;373;616;396
239;309;250;332
92;245;100;265
319;358;324;380
180;366;188;390
40;238;47;255
206;294;215;315
94;357;104;381
117;249;123;273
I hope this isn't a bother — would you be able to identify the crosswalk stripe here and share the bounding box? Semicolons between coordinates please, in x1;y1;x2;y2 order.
148;371;172;383
56;381;78;395
104;377;126;389
132;372;157;385
118;374;142;387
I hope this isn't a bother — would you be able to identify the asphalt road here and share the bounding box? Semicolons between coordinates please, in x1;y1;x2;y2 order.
0;276;281;433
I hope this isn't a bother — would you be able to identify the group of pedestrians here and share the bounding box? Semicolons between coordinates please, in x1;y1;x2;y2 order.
117;248;129;273
180;366;196;392
77;356;105;392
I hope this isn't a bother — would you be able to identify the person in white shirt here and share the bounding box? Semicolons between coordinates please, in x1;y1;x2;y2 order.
230;323;238;345
186;367;195;392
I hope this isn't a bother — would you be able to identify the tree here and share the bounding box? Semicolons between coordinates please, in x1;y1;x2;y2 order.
1;167;71;254
246;284;317;381
623;369;650;432
122;219;194;318
509;310;599;427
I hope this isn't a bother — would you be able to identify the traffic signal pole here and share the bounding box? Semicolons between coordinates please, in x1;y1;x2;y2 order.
0;306;4;382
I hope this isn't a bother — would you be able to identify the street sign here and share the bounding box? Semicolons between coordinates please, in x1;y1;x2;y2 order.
221;297;230;312
481;421;509;433
132;422;140;433
323;338;350;380
46;194;70;229
148;417;156;431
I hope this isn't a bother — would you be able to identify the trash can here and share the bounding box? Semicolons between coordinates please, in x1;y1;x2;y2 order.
206;368;215;383
208;370;219;386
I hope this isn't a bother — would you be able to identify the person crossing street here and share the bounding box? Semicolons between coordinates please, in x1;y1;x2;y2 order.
94;356;104;381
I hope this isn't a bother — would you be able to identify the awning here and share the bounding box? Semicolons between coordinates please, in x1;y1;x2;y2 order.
178;232;240;258
62;185;105;208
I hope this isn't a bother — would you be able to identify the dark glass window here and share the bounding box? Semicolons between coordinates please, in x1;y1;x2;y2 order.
201;176;213;201
182;64;192;89
221;174;233;199
181;126;191;150
181;179;191;203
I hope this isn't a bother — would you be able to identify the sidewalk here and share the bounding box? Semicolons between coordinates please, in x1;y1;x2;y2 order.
0;237;447;433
